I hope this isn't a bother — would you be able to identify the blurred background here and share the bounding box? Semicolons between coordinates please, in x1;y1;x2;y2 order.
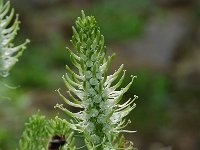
0;0;200;149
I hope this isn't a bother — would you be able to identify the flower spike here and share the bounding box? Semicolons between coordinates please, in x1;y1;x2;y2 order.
56;10;138;149
0;0;29;77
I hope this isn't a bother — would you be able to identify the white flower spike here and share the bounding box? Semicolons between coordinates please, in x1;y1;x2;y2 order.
0;0;29;77
57;10;138;149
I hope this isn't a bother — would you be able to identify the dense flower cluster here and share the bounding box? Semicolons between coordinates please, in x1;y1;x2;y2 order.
56;11;138;149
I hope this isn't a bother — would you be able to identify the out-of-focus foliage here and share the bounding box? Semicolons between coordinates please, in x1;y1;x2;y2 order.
91;0;151;41
0;86;31;150
130;71;170;129
6;35;70;89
